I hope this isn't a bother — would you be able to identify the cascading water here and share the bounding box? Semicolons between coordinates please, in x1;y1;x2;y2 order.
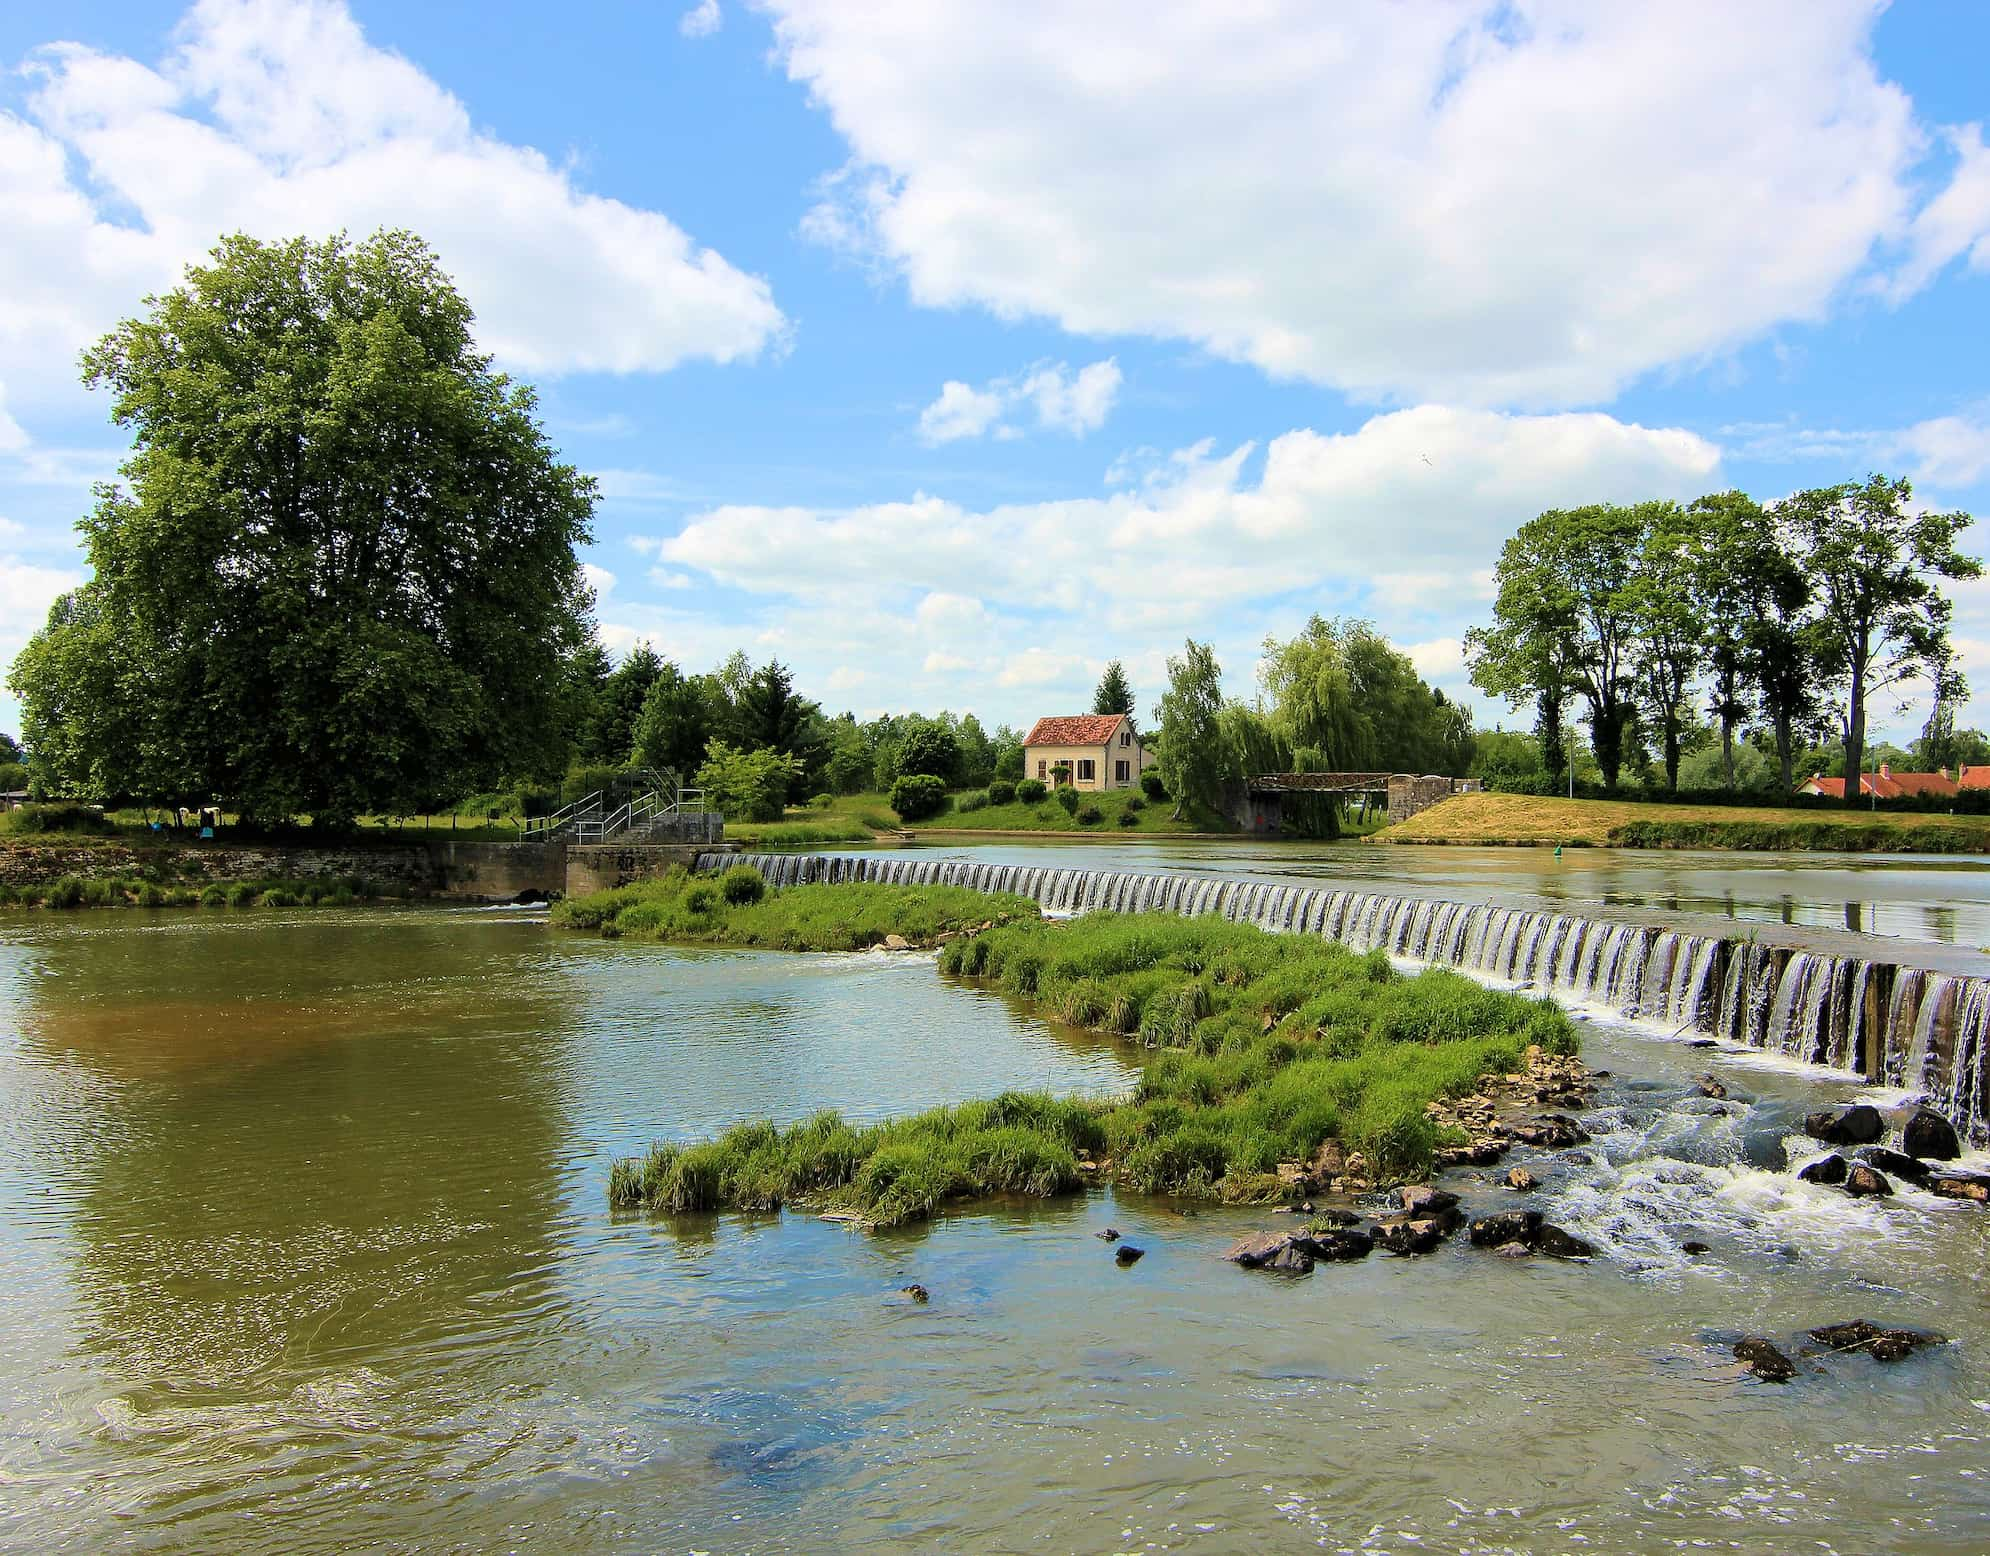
702;852;1990;1144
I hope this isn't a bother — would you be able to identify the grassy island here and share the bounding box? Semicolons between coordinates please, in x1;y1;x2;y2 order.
600;877;1575;1226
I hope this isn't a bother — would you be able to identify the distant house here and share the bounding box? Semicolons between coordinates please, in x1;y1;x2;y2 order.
1022;713;1155;791
1798;762;1957;800
1959;764;1990;791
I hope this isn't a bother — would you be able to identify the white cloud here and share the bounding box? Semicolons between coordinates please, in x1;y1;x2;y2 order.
770;0;1977;407
1882;124;1990;302
0;0;782;434
917;357;1120;443
0;388;26;455
0;553;87;680
581;562;615;599
917;380;1007;444
680;0;722;39
997;647;1081;688
1896;411;1990;490
1406;635;1467;686
647;567;695;590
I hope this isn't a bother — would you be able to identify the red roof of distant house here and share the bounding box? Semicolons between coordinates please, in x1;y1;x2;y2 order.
1023;713;1131;747
1801;763;1957;800
1959;764;1990;791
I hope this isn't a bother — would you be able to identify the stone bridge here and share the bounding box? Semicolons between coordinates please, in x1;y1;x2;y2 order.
1224;772;1479;833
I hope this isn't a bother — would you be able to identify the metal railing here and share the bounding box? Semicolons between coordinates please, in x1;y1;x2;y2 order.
520;770;707;844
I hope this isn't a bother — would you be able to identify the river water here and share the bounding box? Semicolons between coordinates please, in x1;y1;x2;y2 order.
3;851;1989;1553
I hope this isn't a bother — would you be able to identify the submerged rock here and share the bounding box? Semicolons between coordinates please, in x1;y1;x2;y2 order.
1843;1164;1894;1199
1533;1223;1596;1260
1808;1319;1946;1361
1734;1337;1798;1382
1902;1108;1962;1162
1695;1075;1728;1100
1096;1227;1121;1242
1372;1217;1446;1256
1397;1184;1459;1216
1114;1244;1145;1266
1223;1231;1289;1268
1503;1167;1538;1192
1929;1172;1990;1203
1856;1147;1930;1186
1796;1153;1850;1186
1294;1226;1374;1262
899;1284;929;1302
1468;1209;1543;1249
1682;1240;1711;1255
1804;1104;1883;1147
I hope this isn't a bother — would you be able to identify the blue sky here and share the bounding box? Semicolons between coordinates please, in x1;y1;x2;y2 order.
3;0;1988;749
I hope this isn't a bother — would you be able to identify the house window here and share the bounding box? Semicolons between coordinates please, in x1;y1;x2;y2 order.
1077;759;1096;783
1120;731;1130;747
1115;760;1130;783
1036;759;1047;779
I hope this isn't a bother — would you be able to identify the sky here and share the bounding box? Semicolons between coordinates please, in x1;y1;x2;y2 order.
2;0;1989;749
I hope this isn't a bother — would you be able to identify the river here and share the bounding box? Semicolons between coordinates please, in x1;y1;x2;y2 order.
2;845;1988;1552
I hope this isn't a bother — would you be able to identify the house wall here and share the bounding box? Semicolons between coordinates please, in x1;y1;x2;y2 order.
1024;734;1154;791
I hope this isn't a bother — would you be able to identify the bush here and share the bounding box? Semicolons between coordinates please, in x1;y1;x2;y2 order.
1117;810;1139;827
1;803;116;836
811;793;834;810
1054;785;1080;815
135;882;167;907
955;789;989;813
1076;803;1103;825
259;888;299;907
890;773;949;821
1124;794;1146;812
988;780;1016;805
80;879;115;907
719;864;767;905
682;882;719;915
225;882;258;907
1016;778;1047;804
45;875;85;909
1139;771;1167;801
199;883;228;907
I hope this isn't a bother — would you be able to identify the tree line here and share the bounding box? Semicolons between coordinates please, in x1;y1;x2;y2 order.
1463;481;1980;803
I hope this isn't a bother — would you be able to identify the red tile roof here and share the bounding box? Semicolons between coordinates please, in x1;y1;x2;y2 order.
1023;713;1130;747
1801;767;1957;800
1959;765;1990;790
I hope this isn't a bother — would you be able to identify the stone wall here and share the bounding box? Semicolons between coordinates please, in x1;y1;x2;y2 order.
0;838;570;901
565;842;733;897
1387;774;1469;823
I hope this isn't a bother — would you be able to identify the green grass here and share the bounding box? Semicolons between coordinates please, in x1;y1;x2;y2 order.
552;866;1040;950
0;871;395;910
1609;817;1988;853
722;817;876;847
609;903;1575;1226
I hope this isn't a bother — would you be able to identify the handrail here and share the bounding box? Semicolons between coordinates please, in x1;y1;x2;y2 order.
516;771;714;842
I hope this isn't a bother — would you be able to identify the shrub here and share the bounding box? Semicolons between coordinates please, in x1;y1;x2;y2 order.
0;803;117;836
890;773;949;821
135;882;167;907
198;883;228;907
1055;786;1080;815
1140;771;1167;801
259;888;299;907
1117;810;1139;827
1016;778;1047;804
45;875;85;909
80;879;115;907
1124;794;1146;812
1077;803;1103;825
225;882;258;907
988;780;1016;805
682;882;719;915
954;788;989;813
811;793;834;810
719;864;766;905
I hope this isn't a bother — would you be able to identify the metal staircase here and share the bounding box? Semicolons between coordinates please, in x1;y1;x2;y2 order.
516;769;707;844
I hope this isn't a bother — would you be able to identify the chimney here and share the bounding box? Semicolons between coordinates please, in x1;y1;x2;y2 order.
1880;761;1891;780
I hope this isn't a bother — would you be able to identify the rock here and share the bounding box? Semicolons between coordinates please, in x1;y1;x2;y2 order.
1503;1167;1538;1192
1843;1164;1894;1199
1856;1147;1930;1186
1929;1173;1990;1203
1470;1139;1508;1164
1902;1108;1962;1162
1397;1184;1459;1216
1533;1223;1595;1260
1796;1153;1849;1186
511;887;549;905
1468;1209;1544;1249
1292;1226;1374;1262
1512;1114;1590;1149
1493;1242;1534;1259
1682;1240;1710;1255
1808;1319;1946;1361
882;933;911;951
899;1283;929;1302
1689;1039;1718;1049
1309;1138;1347;1181
1114;1244;1145;1266
1372;1217;1445;1256
1803;1104;1884;1147
1265;1243;1315;1274
1310;1206;1361;1228
1695;1075;1728;1100
1734;1337;1797;1383
1096;1227;1120;1242
1223;1231;1290;1268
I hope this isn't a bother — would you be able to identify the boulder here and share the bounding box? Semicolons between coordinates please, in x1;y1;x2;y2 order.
1373;1217;1445;1256
1512;1114;1590;1149
1503;1167;1539;1192
1493;1242;1534;1259
1310;1206;1362;1228
882;933;911;951
1223;1231;1290;1269
1808;1319;1946;1361
1397;1184;1459;1216
1114;1244;1145;1266
1843;1164;1894;1199
899;1283;929;1302
1902;1108;1962;1161
1265;1243;1315;1275
1695;1076;1728;1100
1855;1147;1930;1186
1468;1209;1544;1249
1803;1104;1883;1147
1734;1337;1797;1382
1796;1153;1849;1186
1533;1223;1596;1260
1682;1240;1710;1255
1292;1226;1373;1262
1929;1173;1990;1203
1096;1227;1120;1242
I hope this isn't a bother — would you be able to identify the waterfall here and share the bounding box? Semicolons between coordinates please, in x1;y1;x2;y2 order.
697;852;1990;1143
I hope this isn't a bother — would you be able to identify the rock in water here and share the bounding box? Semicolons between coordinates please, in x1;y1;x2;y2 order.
1265;1243;1315;1274
1734;1337;1797;1382
1808;1319;1946;1361
1902;1108;1962;1161
1929;1173;1990;1203
1843;1164;1894;1199
1695;1075;1728;1100
1803;1104;1883;1146
1856;1147;1930;1186
1293;1226;1374;1262
1796;1153;1849;1186
1397;1185;1459;1216
1468;1210;1544;1249
1372;1218;1445;1256
1096;1227;1120;1242
1682;1240;1711;1255
1114;1244;1145;1266
1503;1167;1538;1192
1223;1231;1291;1269
1533;1223;1595;1260
900;1284;929;1302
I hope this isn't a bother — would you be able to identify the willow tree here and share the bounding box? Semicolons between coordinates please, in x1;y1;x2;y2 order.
1153;638;1225;821
1779;476;1978;807
9;230;596;824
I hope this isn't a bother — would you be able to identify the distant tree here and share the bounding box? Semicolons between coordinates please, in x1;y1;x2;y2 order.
1625;502;1701;791
821;713;873;794
1684;492;1772;790
7;229;594;822
954;713;996;787
1780;476;1979;807
1153;638;1225;821
895;719;961;783
1469;729;1543;786
0;733;21;765
561;640;613;766
585;644;663;766
630;661;714;777
1093;660;1135;717
991;723;1024;783
694;740;801;823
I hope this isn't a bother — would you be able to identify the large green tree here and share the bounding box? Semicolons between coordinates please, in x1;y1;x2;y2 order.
1092;660;1135;717
1685;491;1770;790
9;230;594;823
586;643;663;765
1153;638;1225;821
1261;615;1472;774
1779;476;1978;807
630;660;715;778
1624;501;1700;791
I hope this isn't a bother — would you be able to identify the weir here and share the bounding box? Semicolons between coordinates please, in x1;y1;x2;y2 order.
702;851;1990;1144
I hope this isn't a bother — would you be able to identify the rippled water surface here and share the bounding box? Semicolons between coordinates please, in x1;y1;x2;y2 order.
4;900;1990;1553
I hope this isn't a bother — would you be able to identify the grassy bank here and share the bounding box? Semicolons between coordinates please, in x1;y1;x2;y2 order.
552;866;1039;950
1381;791;1990;852
0;872;415;909
722;817;876;847
610;901;1574;1225
750;788;1235;839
